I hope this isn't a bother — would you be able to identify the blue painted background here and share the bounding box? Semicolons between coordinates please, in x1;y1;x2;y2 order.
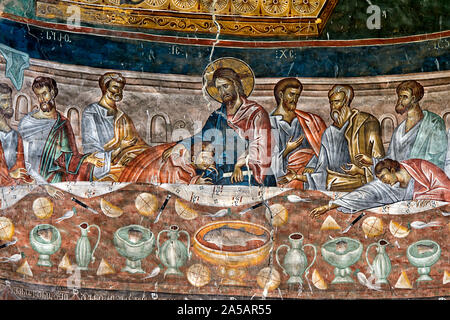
0;19;449;77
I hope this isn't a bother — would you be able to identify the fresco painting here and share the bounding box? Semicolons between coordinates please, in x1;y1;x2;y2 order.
0;0;448;302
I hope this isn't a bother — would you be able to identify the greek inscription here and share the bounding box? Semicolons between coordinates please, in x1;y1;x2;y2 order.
275;49;295;60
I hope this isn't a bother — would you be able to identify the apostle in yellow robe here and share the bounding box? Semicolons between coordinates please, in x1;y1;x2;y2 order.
81;72;150;182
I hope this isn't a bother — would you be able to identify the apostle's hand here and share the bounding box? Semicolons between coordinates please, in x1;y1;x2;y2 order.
231;165;244;183
283;135;304;158
341;163;365;176
162;146;175;162
117;154;135;167
310;203;339;219
354;154;373;167
277;168;297;185
85;153;105;167
196;172;213;185
9;168;29;180
303;167;315;174
44;185;64;199
310;205;330;219
278;169;307;185
207;164;219;175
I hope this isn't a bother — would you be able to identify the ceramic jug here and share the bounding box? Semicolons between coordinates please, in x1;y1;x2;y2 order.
75;222;101;270
276;232;317;285
157;225;191;277
365;239;391;284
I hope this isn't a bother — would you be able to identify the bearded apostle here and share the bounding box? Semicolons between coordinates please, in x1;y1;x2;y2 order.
0;83;31;186
18;77;100;184
310;158;450;218
386;80;448;169
270;78;327;189
280;84;385;191
81;72;150;181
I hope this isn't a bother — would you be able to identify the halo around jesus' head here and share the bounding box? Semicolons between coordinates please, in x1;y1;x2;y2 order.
202;57;255;103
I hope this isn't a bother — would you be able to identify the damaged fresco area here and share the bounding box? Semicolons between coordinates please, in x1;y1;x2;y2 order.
0;0;448;301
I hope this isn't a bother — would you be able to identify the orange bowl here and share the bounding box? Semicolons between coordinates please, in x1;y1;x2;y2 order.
193;220;272;269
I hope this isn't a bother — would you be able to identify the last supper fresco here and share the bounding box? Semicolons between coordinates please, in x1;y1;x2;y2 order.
0;0;448;302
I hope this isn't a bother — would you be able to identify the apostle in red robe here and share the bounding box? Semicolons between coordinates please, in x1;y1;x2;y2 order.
310;158;450;218
119;142;219;184
269;78;326;189
0;135;28;186
399;159;450;202
0;83;31;186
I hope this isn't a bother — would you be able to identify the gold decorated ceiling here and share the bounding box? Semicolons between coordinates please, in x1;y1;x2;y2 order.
35;0;338;37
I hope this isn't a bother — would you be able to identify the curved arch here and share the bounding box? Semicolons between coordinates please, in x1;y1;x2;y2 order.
150;114;168;143
67;107;81;136
14;94;29;122
379;114;397;146
443;111;450;131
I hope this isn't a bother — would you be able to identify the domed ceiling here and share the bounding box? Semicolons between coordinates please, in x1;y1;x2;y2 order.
0;0;448;77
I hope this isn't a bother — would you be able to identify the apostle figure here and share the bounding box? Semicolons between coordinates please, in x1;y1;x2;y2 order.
119;58;275;186
310;158;450;218
270;78;326;189
81;72;150;181
280;84;385;191
119;141;220;184
385;80;447;169
18;77;100;184
0;83;31;186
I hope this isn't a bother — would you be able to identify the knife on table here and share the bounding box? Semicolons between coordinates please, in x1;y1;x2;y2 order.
341;212;366;234
0;238;17;250
239;202;266;215
71;197;99;215
154;194;172;223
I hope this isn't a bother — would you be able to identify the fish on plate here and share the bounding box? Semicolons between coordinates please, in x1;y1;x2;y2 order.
203;225;268;248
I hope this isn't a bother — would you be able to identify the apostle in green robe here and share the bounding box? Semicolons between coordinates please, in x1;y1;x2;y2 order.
386;80;447;169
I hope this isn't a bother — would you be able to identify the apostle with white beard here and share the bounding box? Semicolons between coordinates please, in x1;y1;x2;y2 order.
283;84;385;192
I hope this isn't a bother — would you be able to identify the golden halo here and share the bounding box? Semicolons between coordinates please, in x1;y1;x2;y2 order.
202;57;255;103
